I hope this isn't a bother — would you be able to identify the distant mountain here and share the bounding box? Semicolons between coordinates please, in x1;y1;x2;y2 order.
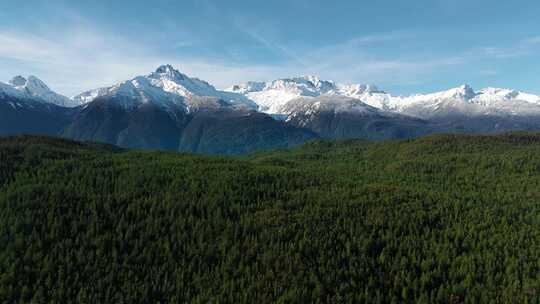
361;84;540;118
63;65;316;154
229;78;540;119
3;66;540;153
281;95;430;140
230;77;540;135
0;95;72;137
3;75;79;107
178;108;316;154
227;76;382;114
73;64;257;110
0;77;75;136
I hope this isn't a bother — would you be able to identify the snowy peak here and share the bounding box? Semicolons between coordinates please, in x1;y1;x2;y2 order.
476;87;540;104
384;85;540;118
147;65;219;99
230;76;336;95
73;64;256;111
283;95;382;116
413;85;540;105
230;74;540;119
151;65;191;84
74;75;186;110
9;76;27;87
13;75;52;96
154;64;182;77
227;76;382;114
293;75;335;92
414;84;477;101
281;95;390;130
445;84;476;99
478;87;518;99
0;81;26;99
404;85;540;105
1;75;78;107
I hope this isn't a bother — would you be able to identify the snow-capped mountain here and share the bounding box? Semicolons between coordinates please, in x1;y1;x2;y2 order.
1;75;78;107
0;81;27;100
3;65;540;153
281;95;430;140
383;85;540;119
0;76;74;136
61;65;313;153
281;95;383;118
281;95;389;130
227;76;383;114
229;77;540;119
74;65;256;111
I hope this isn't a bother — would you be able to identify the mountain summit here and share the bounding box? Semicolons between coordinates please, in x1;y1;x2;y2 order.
3;66;540;153
229;77;540;119
73;64;256;111
227;76;383;114
0;75;76;107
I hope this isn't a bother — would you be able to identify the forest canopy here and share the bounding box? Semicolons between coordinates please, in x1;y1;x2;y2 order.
1;134;540;303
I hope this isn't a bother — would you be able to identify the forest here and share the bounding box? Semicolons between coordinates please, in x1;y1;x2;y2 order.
1;133;540;303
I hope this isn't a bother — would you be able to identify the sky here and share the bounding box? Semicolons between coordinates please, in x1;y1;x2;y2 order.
0;0;539;97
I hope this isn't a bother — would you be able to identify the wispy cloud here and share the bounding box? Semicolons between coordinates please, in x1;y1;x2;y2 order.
0;26;174;93
0;26;292;95
287;31;465;86
239;28;308;66
0;32;65;63
477;35;540;59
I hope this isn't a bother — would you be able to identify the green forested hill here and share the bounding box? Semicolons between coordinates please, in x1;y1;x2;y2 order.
1;134;540;303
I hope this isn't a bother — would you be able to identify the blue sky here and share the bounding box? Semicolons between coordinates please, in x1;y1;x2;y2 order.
0;0;539;96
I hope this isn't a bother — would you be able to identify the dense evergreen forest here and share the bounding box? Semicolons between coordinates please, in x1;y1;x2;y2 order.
2;134;540;303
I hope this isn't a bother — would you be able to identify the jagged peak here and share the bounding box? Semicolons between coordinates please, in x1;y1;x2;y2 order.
454;84;474;94
25;75;51;91
9;75;27;87
73;65;256;110
430;84;476;100
155;64;177;74
9;75;51;91
1;74;78;107
152;64;186;81
479;87;519;98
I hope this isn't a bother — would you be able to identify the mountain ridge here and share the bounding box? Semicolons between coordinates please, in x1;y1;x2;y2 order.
227;77;540;117
73;64;257;111
4;65;538;119
2;64;540;154
0;75;78;107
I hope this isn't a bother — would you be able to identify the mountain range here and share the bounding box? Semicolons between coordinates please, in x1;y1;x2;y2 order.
1;64;540;154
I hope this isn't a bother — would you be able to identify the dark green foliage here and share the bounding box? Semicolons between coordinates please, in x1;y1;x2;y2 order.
1;133;540;303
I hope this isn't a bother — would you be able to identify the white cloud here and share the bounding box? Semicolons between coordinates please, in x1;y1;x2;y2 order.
0;32;65;63
477;35;540;59
0;28;164;96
